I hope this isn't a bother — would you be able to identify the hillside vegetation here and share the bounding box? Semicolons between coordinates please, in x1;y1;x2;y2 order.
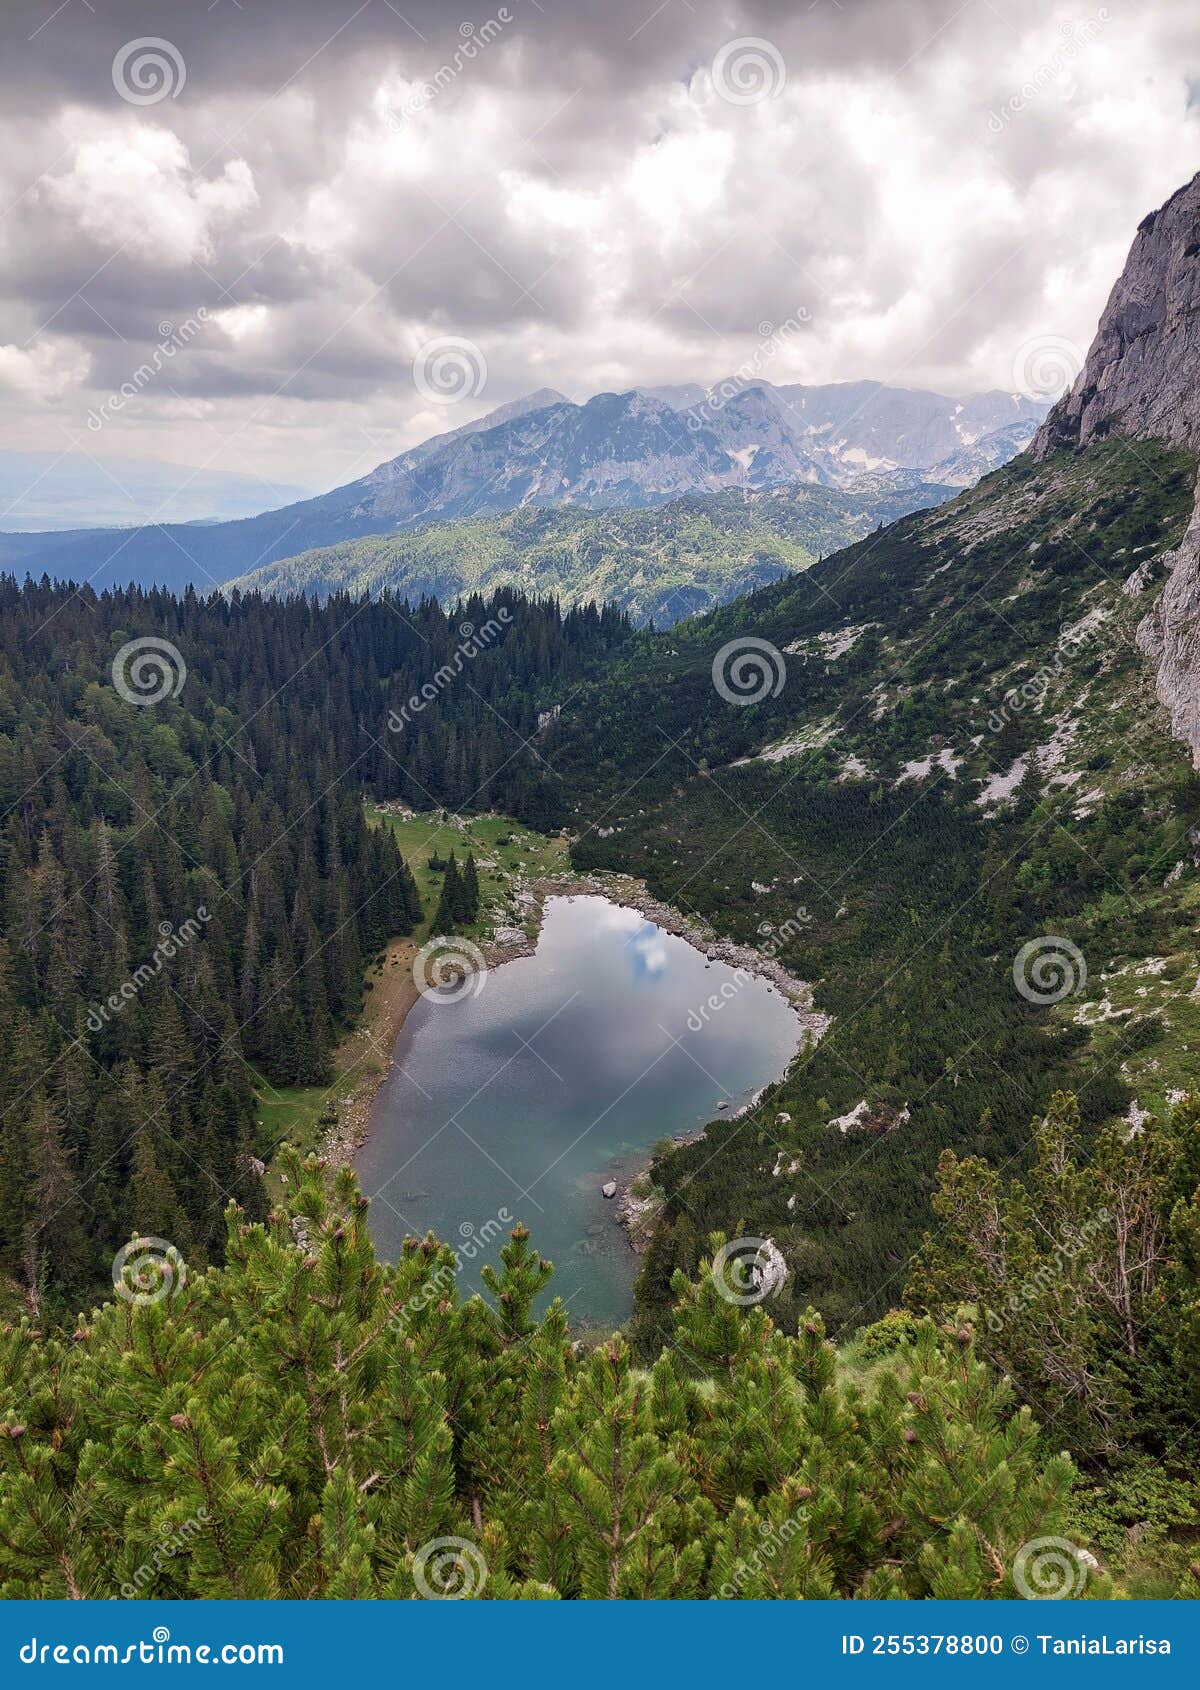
227;480;954;627
5;439;1200;1598
0;1150;1117;1600
543;441;1200;1338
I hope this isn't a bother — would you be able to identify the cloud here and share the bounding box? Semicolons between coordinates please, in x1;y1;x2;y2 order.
42;122;258;266
632;935;670;977
0;0;1196;489
0;336;89;399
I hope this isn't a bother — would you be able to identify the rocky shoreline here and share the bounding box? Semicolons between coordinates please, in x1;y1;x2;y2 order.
609;1127;705;1253
511;868;830;1031
318;935;419;1168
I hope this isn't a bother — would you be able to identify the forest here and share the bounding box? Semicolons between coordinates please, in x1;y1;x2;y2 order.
0;1145;1166;1599
1;1101;1195;1598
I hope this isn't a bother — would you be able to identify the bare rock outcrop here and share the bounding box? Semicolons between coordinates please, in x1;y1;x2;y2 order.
1032;173;1200;460
1033;172;1200;763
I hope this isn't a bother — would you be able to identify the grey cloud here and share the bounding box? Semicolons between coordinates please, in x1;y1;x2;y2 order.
6;1;960;106
0;0;1198;484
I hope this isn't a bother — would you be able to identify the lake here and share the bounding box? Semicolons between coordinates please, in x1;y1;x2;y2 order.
354;894;802;1328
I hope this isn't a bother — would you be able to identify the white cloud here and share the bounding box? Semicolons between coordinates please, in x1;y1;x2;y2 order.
212;303;270;344
0;337;89;399
42;121;258;266
633;935;670;976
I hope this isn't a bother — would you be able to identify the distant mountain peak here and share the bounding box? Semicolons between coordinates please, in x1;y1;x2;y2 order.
388;387;571;468
0;376;1044;594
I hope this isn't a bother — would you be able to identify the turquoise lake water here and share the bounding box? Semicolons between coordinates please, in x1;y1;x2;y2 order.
354;894;801;1328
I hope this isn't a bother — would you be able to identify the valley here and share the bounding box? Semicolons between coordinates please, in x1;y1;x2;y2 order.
3;427;1198;1597
225;477;956;627
550;438;1199;1343
4;138;1200;1604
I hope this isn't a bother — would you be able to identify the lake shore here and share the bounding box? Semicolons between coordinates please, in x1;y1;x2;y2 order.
317;934;421;1168
499;869;830;1030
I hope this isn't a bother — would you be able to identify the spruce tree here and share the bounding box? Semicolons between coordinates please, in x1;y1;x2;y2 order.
460;853;480;923
433;854;462;933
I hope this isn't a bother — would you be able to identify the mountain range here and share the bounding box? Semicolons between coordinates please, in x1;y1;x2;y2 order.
0;379;1047;598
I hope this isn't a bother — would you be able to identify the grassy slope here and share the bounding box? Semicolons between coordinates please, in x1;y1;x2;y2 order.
225;481;955;627
542;440;1200;1339
372;806;568;924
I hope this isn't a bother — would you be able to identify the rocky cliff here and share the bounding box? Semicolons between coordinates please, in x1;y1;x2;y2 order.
1034;172;1200;763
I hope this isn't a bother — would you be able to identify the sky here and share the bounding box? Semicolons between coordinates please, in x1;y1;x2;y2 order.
0;0;1198;509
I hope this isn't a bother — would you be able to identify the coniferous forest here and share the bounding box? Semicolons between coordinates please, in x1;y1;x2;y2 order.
0;1151;1107;1600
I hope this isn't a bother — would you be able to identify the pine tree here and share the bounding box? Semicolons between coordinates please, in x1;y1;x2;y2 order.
0;1150;1097;1598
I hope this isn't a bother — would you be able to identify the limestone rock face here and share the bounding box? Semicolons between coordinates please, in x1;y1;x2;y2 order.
1034;173;1200;763
1033;173;1200;459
